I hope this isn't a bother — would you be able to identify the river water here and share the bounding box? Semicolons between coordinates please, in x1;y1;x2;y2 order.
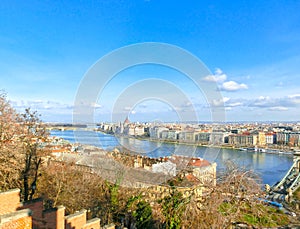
51;130;294;185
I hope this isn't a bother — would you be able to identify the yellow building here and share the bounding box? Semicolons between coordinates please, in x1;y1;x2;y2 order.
258;132;266;146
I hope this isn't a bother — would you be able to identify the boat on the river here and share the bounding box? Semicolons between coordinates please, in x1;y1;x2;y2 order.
239;147;293;155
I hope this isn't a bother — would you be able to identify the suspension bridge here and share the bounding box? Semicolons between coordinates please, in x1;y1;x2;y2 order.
267;151;300;202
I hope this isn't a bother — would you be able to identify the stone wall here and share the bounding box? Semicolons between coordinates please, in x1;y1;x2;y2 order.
0;189;108;229
0;189;32;229
0;189;20;215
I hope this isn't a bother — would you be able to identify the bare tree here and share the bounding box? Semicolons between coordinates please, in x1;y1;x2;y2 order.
37;161;111;216
18;108;49;201
0;94;49;200
0;93;23;191
180;161;289;228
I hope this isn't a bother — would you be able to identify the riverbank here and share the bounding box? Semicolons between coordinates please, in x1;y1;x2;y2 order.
97;130;295;156
50;129;294;185
99;130;239;149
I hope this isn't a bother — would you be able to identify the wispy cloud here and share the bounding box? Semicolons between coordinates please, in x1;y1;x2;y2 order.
288;94;300;104
9;99;75;122
211;97;244;109
268;106;289;111
249;95;294;108
240;55;300;92
10;100;73;111
227;102;243;107
210;93;300;111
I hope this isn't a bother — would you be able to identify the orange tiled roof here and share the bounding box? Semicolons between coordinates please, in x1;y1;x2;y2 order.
185;173;199;182
188;158;211;167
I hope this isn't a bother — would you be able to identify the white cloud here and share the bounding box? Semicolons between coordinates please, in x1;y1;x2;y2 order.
211;97;244;109
252;96;272;107
288;94;300;98
212;97;230;107
268;106;289;111
258;96;269;100
227;102;243;107
203;68;248;92
11;100;73;111
221;81;248;91
288;94;300;104
203;68;227;82
9;99;77;122
223;97;230;103
212;99;224;107
91;102;102;109
249;94;300;109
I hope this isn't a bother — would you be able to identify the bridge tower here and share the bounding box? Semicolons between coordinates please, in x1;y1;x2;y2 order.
294;150;300;173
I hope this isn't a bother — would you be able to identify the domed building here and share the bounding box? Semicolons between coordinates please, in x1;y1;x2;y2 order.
124;116;130;126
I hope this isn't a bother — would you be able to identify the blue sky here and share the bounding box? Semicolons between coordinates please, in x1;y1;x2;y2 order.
1;0;300;122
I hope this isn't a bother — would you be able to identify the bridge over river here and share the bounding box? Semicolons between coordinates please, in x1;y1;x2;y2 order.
268;151;300;203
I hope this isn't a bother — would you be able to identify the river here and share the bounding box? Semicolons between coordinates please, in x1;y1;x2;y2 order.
50;130;294;185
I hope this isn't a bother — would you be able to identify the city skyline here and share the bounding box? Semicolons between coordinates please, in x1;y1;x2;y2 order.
1;1;300;122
